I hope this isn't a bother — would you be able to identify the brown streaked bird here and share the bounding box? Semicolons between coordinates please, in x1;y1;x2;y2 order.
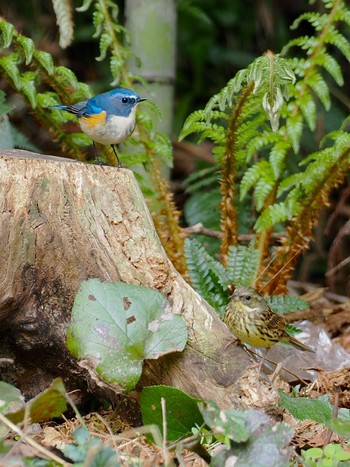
224;286;314;352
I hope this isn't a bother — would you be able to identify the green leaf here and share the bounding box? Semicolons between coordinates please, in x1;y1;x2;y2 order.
66;279;188;392
0;381;24;414
200;400;252;443
201;400;293;467
62;427;120;465
7;378;67;424
280;391;331;424
141;386;204;441
324;443;350;461
328;418;350;437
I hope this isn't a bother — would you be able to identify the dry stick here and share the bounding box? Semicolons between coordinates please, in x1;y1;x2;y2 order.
247;348;310;385
161;397;171;466
325;256;350;277
183;223;286;241
0;412;69;466
93;412;119;452
259;242;307;293
323;384;340;447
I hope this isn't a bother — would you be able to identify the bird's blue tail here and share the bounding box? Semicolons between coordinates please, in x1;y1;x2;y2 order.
50;105;68;110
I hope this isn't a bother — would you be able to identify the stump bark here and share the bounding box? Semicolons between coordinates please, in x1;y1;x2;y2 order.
0;149;252;407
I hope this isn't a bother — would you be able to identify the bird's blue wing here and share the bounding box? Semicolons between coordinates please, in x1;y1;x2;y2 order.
51;100;89;116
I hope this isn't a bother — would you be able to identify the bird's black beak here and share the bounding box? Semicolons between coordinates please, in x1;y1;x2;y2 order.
138;97;147;103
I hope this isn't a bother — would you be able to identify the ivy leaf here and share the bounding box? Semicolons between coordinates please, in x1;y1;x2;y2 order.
66;279;188;392
141;386;204;441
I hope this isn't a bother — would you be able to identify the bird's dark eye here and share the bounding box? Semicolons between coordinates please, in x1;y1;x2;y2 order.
245;295;251;301
122;97;129;104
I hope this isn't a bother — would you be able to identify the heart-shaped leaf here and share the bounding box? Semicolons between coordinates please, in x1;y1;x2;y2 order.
67;279;188;392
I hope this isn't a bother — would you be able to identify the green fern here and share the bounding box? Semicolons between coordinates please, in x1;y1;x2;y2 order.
180;0;350;291
184;238;228;315
265;295;309;314
226;245;260;287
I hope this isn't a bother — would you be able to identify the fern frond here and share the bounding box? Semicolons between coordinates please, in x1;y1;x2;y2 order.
52;0;74;49
184;167;220;194
253;170;276;211
298;89;317;131
204;69;247;115
184;238;228;314
305;70;331;110
286;112;304;153
324;27;350;61
240;160;271;200
254;203;292;232
15;35;35;64
290;12;328;32
226;245;260;287
313;52;343;85
269;140;291;178
266;294;309;314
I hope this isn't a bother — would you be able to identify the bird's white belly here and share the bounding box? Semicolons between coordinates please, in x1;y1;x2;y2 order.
79;114;136;145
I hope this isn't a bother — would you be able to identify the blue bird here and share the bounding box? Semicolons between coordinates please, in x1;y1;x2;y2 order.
52;87;147;167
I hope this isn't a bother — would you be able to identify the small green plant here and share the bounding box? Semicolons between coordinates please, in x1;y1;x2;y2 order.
301;444;350;467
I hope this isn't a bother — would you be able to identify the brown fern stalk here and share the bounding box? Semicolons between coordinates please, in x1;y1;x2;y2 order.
258;0;343;280
220;83;254;263
266;145;350;294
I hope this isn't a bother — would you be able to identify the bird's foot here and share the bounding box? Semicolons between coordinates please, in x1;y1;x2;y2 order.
94;158;109;167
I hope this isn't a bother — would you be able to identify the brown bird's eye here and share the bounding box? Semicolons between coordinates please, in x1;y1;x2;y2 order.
245;295;251;300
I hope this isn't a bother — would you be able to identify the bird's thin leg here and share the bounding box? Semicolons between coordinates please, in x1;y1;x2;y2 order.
111;145;122;168
92;142;104;165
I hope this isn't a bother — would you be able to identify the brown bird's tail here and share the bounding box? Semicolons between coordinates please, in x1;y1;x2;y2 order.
285;334;315;353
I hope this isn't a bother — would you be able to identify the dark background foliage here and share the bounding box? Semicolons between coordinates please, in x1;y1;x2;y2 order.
1;0;350;293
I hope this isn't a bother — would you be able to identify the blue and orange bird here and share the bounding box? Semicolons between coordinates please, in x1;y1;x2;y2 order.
52;87;147;167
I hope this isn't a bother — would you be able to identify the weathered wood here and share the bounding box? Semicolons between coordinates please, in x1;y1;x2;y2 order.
0;149;251;406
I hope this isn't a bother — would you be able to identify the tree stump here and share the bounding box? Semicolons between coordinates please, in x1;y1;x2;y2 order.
0;149;252;407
